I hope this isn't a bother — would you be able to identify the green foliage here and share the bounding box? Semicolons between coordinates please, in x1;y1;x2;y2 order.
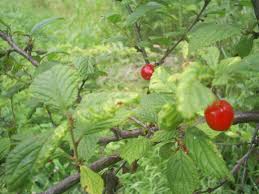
5;124;67;191
31;65;79;112
120;136;152;164
158;103;183;130
125;2;162;25
0;138;10;160
166;151;199;194
1;0;259;193
176;66;215;118
149;67;176;93
75;92;138;136
31;17;64;35
185;127;233;181
134;93;174;122
80;165;104;194
189;23;241;51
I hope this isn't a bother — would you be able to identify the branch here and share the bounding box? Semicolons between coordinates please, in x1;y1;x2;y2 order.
157;0;211;65
0;31;39;67
125;4;150;64
233;111;259;124
39;155;121;194
98;128;145;145
76;79;87;103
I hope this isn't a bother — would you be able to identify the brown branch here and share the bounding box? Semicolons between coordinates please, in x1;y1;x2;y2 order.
157;0;211;65
39;155;121;194
66;113;79;166
0;30;39;67
98;128;146;145
125;4;150;64
233;111;259;124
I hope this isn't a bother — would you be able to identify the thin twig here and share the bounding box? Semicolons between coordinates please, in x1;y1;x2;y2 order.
129;116;148;129
0;30;39;67
77;79;87;103
125;4;150;64
66;113;79;166
157;0;211;65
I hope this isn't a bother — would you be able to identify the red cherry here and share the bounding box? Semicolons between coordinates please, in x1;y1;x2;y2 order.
204;100;234;131
141;64;154;80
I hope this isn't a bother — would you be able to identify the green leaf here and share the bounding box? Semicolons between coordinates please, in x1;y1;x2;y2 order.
212;57;241;86
120;136;152;164
166;151;199;194
0;137;10;160
31;65;79;112
149;67;176;93
80;165;104;194
198;47;220;67
2;83;28;98
134;93;174;122
126;2;162;25
106;13;122;24
158;104;183;130
75;92;138;135
5;124;67;191
77;134;99;162
189;23;241;51
185;127;233;181
235;36;253;58
151;130;175;143
31;17;64;35
74;56;98;80
177;67;215;118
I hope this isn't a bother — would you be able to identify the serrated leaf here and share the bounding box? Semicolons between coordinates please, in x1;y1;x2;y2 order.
166;151;199;194
31;17;64;35
77;134;99;162
31;65;79;112
134;93;174;122
212;57;241;86
189;23;241;51
126;2;162;25
177;67;215;118
5;124;67;191
149;67;176;93
120;136;151;164
74;56;98;80
198;47;220;67
185;127;233;181
75;92;138;136
2;83;28;98
151;130;175;143
80;165;104;194
158;104;183;130
0;138;10;160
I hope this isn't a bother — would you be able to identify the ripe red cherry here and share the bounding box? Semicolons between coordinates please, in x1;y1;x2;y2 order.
204;100;234;131
141;64;154;80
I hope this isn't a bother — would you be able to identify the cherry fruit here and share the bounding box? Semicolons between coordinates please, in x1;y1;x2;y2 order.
204;100;234;131
141;64;154;80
